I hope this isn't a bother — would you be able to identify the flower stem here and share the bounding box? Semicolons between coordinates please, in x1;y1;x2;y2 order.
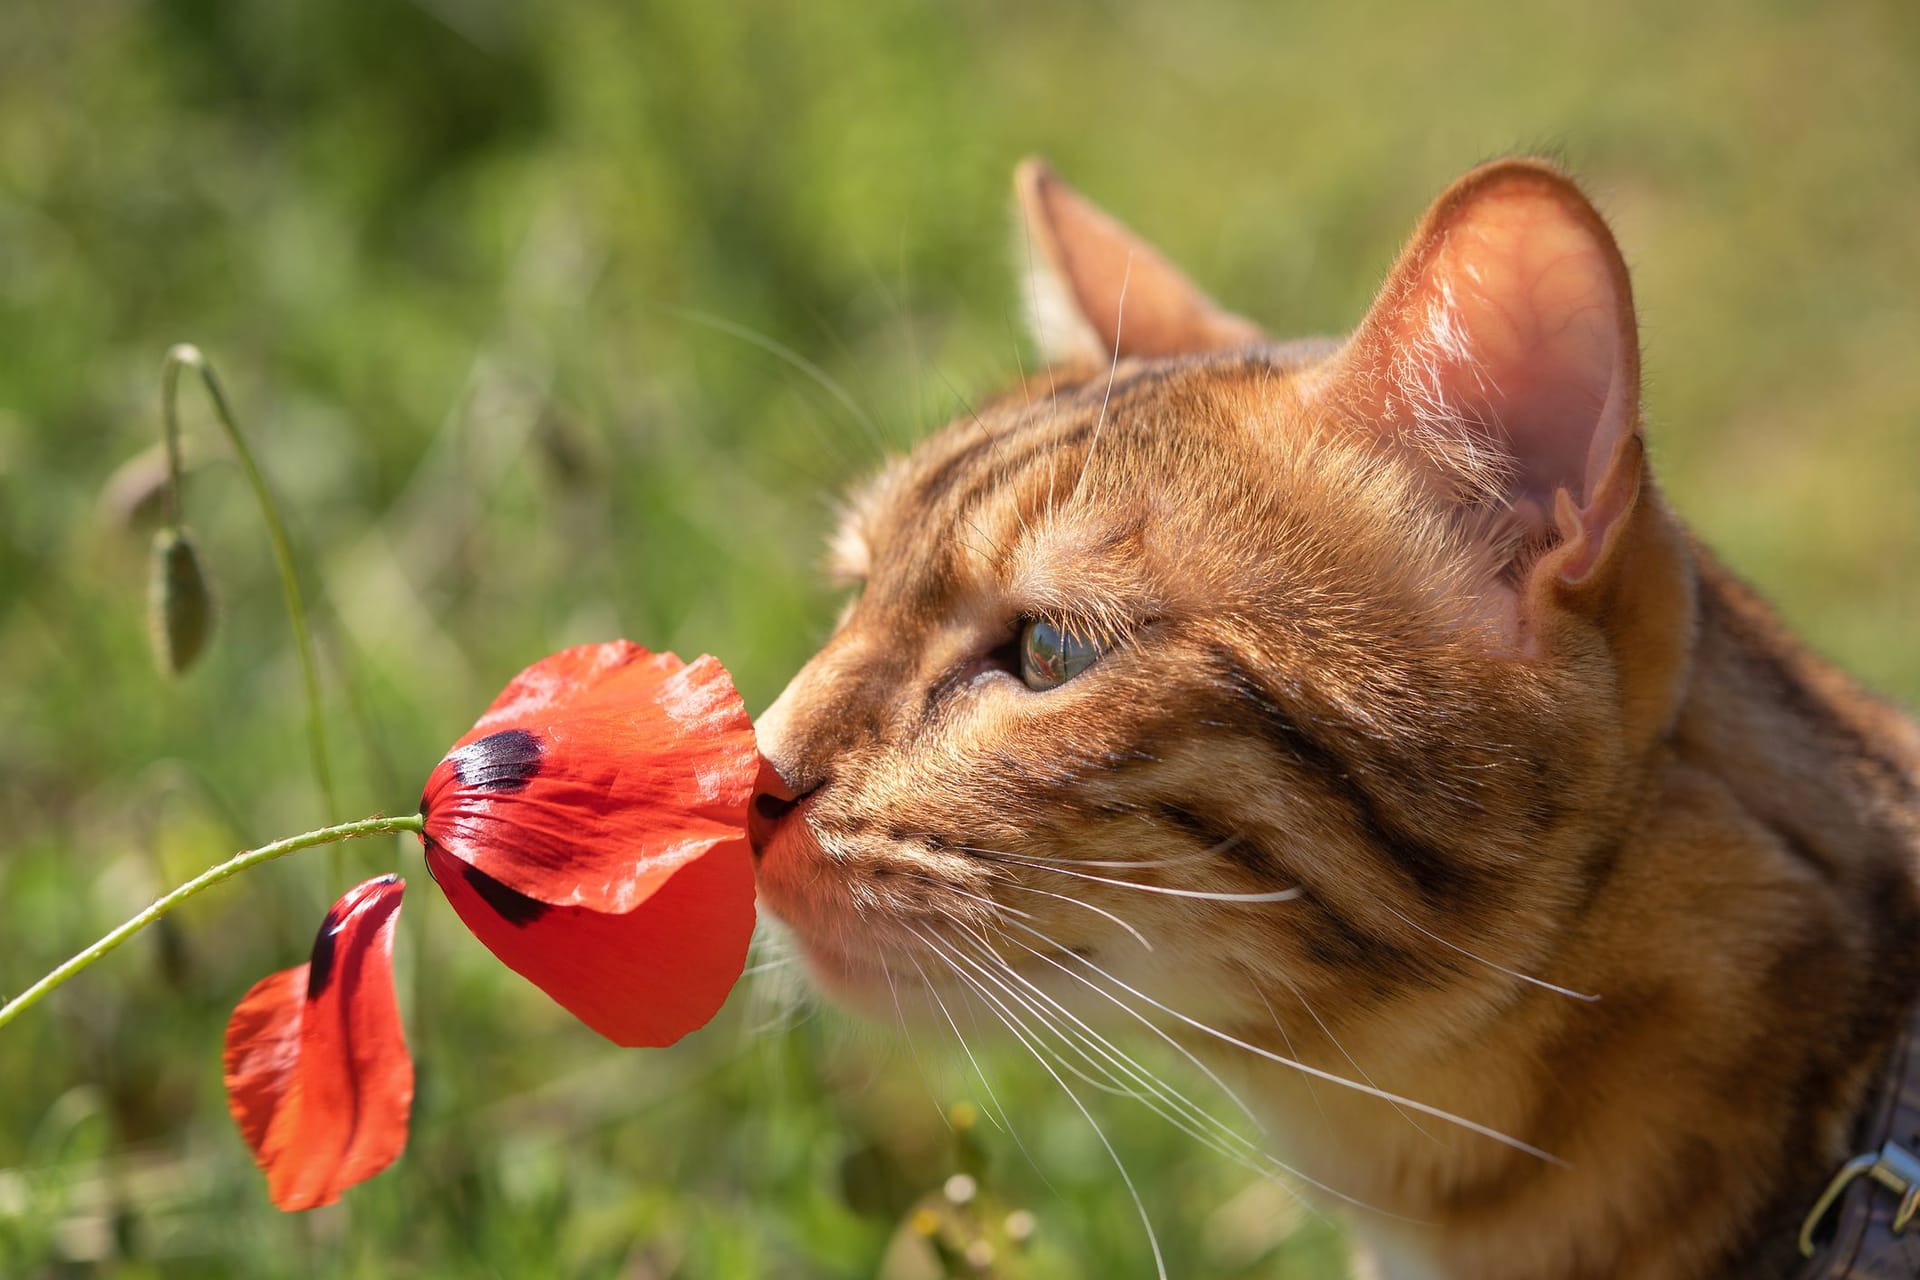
0;813;424;1033
162;344;341;822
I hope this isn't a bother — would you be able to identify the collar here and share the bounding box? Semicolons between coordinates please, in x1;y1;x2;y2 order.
1795;998;1920;1277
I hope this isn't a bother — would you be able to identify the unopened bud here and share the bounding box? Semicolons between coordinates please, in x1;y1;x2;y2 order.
148;527;215;675
100;444;174;532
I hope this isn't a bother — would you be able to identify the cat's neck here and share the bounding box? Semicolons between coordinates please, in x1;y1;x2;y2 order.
1227;528;1920;1280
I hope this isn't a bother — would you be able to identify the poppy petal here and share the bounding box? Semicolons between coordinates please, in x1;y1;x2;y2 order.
419;642;757;915
424;839;754;1047
223;967;304;1157
222;876;413;1211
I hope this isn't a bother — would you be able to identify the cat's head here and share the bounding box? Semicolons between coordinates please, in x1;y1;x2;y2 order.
749;159;1694;1055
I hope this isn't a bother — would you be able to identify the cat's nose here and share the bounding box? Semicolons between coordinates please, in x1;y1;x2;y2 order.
747;755;823;857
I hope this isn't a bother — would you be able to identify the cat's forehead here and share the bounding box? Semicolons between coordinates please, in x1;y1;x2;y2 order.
822;340;1495;646
829;352;1302;582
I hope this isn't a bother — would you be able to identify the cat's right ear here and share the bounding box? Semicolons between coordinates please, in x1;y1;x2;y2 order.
1015;158;1264;367
1305;158;1642;590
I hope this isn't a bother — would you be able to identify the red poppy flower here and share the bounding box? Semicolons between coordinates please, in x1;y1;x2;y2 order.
223;875;412;1212
416;641;759;1047
222;640;759;1210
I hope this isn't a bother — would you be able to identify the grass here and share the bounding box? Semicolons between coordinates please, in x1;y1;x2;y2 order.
1;0;1915;1275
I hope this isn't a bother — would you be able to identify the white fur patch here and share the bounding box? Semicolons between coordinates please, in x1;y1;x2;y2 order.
1019;232;1107;368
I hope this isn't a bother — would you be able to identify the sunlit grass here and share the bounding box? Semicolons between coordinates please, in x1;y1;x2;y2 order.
1;1;1914;1275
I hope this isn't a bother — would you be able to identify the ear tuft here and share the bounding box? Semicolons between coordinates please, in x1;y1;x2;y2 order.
1014;158;1264;368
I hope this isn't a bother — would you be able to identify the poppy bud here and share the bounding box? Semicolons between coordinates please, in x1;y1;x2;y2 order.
99;443;174;532
147;526;216;675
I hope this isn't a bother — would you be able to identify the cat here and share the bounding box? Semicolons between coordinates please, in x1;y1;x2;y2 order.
745;156;1920;1280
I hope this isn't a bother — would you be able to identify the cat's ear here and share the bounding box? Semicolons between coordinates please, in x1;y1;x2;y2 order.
1307;159;1640;586
1015;158;1265;367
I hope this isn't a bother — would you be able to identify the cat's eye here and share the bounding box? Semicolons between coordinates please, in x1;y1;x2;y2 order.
1019;619;1101;691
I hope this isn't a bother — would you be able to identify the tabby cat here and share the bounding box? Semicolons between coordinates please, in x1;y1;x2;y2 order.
746;157;1920;1279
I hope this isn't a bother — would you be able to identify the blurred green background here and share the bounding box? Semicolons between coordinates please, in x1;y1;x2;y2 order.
1;0;1915;1276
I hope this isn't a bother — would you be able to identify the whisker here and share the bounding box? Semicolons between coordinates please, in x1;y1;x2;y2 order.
742;929;818;1036
912;926;1169;1280
881;943;953;1130
1002;919;1564;1166
903;872;1038;924
984;928;1430;1221
1005;310;1030;390
956;512;1010;565
1073;251;1133;499
911;946;1071;1199
994;880;1154;951
1375;898;1601;1002
936;923;1415;1225
798;297;914;452
1009;1024;1162;1102
965;850;1300;903
941;924;1254;1147
983;927;1265;1133
942;841;1216;873
1253;982;1329;1133
902;949;1012;1136
740;958;791;977
667;306;885;453
1272;969;1437;1146
750;994;822;1038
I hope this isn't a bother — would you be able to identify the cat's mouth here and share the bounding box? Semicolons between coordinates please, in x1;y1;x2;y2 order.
752;814;911;1007
749;793;1103;1018
754;838;1032;1017
768;883;1106;1024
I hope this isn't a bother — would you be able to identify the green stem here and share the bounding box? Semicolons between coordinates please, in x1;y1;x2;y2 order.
162;344;341;822
0;813;424;1033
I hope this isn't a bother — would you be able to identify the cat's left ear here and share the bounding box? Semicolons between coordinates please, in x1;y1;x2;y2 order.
1015;158;1265;367
1306;159;1641;588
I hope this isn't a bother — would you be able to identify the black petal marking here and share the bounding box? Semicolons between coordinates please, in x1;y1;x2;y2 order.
307;910;342;1000
460;862;550;927
448;729;545;794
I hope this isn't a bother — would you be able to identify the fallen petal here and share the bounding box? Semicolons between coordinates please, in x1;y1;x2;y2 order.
223;967;304;1158
222;875;413;1211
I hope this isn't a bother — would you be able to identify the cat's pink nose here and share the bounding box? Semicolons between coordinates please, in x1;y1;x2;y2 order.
747;755;819;857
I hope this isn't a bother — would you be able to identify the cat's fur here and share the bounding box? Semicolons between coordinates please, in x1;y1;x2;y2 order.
748;158;1920;1279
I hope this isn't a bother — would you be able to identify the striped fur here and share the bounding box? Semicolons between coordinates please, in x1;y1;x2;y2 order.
750;160;1920;1279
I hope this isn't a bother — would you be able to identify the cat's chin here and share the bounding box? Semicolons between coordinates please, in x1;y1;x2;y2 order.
754;828;918;1013
759;907;966;1023
781;929;924;1018
795;945;895;1012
